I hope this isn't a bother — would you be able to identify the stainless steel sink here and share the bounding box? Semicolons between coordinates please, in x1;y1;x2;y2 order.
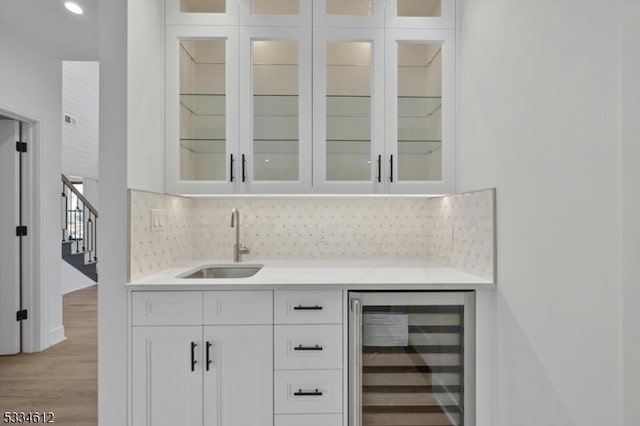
180;264;263;279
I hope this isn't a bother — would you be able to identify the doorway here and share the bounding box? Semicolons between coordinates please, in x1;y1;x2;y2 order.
0;118;25;354
0;111;37;355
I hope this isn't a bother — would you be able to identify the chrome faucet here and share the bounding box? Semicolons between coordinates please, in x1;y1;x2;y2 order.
230;208;250;262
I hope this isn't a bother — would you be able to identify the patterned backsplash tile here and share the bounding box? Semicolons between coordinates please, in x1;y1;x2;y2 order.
129;190;495;282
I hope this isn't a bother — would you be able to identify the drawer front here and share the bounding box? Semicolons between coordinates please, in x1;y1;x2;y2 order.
274;291;342;324
131;291;202;326
274;370;342;414
203;291;273;325
275;414;342;426
275;325;342;370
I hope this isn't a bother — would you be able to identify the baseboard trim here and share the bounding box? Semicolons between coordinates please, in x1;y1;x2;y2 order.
49;325;66;347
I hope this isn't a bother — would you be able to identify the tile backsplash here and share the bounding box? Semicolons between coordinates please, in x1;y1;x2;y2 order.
129;189;495;281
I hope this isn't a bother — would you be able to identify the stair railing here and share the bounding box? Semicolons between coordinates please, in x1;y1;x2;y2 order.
61;174;98;263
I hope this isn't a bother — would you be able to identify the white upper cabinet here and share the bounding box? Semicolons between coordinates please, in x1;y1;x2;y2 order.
165;26;239;194
164;0;456;194
386;0;456;29
312;28;385;193
166;0;239;25
385;29;456;194
312;0;385;28
239;0;312;26
239;27;313;193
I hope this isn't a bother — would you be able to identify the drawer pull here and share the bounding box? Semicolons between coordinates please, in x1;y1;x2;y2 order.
294;388;323;396
294;344;323;351
293;305;323;311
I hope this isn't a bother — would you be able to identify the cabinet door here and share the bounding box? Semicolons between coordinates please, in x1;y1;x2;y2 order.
203;325;273;426
166;26;239;194
312;0;385;28
132;326;203;426
385;0;455;29
312;28;385;193
239;0;312;27
239;27;312;193
385;29;455;194
166;0;238;25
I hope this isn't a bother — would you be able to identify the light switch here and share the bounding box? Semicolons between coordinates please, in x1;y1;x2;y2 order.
150;209;165;232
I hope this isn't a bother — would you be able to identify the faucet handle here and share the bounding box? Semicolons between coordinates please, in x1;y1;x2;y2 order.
239;245;250;255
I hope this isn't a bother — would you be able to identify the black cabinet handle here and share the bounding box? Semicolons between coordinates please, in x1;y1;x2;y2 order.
190;342;197;372
377;154;381;183
230;154;234;182
294;344;323;351
389;154;394;183
206;341;213;371
241;154;246;182
293;305;323;311
294;389;323;396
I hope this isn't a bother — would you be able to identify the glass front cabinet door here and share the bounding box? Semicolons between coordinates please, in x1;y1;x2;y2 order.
165;26;239;194
164;1;456;195
239;27;312;193
385;29;455;194
313;28;385;193
166;0;239;25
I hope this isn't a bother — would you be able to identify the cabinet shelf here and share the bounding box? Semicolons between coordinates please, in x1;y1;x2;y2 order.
180;139;226;154
180;94;225;116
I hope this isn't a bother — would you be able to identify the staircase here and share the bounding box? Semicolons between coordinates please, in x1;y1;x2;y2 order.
61;174;98;282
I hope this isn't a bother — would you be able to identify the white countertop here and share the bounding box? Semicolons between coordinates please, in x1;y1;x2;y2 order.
127;259;494;291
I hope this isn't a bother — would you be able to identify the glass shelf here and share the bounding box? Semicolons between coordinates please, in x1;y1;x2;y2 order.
180;94;225;116
398;96;441;118
253;95;298;117
180;139;226;154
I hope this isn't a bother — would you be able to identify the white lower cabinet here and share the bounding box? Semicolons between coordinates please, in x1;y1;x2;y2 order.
274;414;342;426
131;291;273;426
274;370;343;414
132;326;203;426
131;290;342;426
273;290;343;425
203;325;273;426
132;325;273;426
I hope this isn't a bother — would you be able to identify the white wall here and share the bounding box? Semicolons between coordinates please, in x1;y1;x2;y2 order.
0;26;64;350
621;1;640;424
62;61;100;180
127;0;165;193
60;261;93;294
459;0;622;425
99;0;129;424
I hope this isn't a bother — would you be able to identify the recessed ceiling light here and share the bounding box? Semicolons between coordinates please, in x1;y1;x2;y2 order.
64;1;84;15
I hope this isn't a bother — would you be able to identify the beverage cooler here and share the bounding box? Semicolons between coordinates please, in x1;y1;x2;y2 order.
348;292;475;426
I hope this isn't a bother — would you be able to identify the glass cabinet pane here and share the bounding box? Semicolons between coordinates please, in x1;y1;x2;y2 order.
181;0;225;13
252;41;299;181
397;42;442;181
326;42;372;181
326;0;373;16
252;0;299;15
180;39;226;181
397;0;441;17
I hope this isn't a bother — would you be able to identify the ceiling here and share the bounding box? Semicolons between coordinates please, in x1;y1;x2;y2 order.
0;0;99;61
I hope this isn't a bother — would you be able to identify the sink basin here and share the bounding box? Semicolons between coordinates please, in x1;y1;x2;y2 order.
180;264;263;279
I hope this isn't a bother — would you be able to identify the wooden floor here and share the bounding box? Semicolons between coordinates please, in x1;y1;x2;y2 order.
0;285;97;425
